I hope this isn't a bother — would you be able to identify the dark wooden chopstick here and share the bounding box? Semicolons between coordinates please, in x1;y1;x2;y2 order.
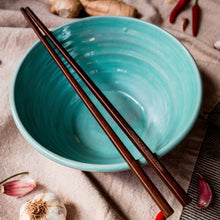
24;7;191;208
21;7;174;217
21;7;187;216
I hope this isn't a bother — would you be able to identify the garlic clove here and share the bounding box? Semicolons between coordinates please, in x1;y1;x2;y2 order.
181;17;189;32
1;179;36;197
214;40;220;51
196;174;213;210
20;192;67;220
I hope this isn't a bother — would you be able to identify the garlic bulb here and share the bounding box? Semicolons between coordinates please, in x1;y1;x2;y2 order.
20;193;67;220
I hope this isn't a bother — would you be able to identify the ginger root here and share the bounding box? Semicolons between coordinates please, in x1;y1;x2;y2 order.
79;0;137;17
49;0;83;18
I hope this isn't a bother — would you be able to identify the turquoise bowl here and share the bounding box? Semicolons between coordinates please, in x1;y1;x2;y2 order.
10;16;202;172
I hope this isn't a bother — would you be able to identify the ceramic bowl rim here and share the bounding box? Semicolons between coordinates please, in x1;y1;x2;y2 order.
10;16;202;172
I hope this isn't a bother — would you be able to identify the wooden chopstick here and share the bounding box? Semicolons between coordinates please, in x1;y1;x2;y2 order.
20;7;189;216
24;7;191;208
21;7;173;217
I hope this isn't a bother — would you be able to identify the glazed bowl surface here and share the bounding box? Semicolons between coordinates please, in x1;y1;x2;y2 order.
11;16;202;171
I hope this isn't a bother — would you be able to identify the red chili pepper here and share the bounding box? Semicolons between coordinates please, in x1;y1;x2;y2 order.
169;0;190;24
155;211;165;220
192;0;200;37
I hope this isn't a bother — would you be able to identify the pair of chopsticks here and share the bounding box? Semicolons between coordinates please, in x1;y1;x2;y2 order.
21;7;191;217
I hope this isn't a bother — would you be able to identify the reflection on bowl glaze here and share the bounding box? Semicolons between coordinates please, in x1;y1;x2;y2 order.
11;16;202;171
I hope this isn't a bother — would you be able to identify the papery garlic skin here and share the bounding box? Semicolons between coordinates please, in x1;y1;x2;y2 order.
20;193;67;220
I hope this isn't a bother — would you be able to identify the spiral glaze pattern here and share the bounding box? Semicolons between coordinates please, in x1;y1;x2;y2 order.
11;16;202;171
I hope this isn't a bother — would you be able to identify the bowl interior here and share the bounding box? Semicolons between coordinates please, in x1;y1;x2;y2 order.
11;16;201;171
